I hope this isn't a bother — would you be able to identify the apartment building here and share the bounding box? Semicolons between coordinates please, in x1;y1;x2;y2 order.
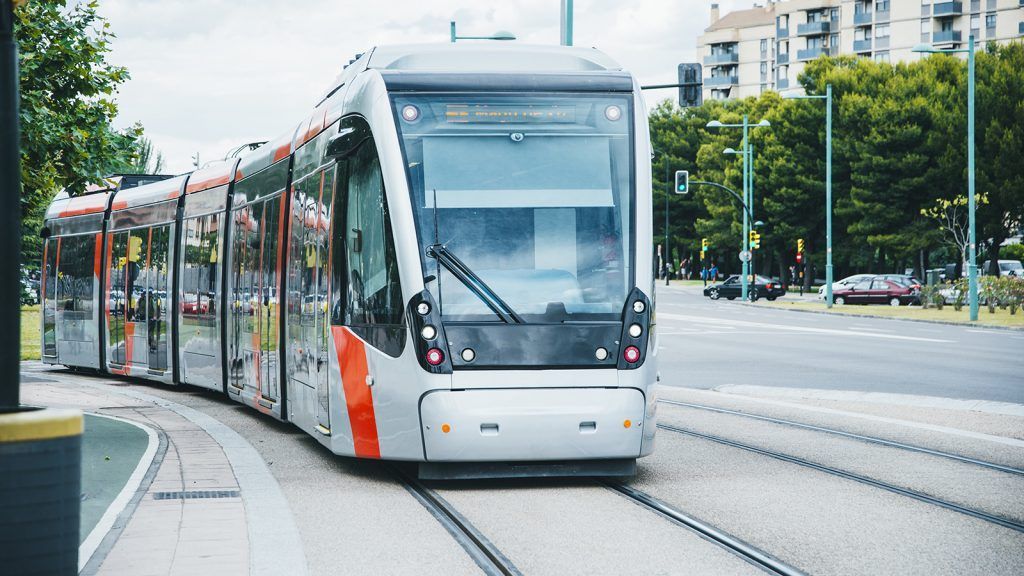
697;0;1024;101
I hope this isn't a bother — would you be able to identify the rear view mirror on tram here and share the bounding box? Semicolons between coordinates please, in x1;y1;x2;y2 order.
325;122;372;160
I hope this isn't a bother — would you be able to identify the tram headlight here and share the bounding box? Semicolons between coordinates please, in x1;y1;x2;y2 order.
594;347;609;361
420;325;437;340
425;348;445;366
623;345;641;364
461;348;475;362
416;302;430;315
605;105;622;121
401;105;420;122
628;323;643;338
632;300;645;314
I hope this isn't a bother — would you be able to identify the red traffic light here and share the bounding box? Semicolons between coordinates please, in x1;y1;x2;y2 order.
796;253;803;264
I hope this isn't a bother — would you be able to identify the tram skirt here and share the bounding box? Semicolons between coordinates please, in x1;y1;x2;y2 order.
0;408;83;575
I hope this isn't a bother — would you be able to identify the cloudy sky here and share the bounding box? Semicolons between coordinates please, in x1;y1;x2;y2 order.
99;0;755;173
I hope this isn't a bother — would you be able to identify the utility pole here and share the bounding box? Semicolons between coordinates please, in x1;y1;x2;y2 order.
560;0;573;46
1;0;20;408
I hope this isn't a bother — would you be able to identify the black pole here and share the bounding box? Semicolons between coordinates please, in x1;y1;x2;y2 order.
1;0;21;409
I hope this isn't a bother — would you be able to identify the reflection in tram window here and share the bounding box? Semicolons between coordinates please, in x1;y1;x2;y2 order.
42;238;58;357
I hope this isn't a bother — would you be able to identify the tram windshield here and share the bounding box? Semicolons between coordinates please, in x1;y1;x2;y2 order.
393;93;634;323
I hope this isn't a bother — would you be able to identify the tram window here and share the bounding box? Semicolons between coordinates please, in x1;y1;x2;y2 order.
331;122;405;357
42;238;58;357
181;215;220;318
56;234;96;318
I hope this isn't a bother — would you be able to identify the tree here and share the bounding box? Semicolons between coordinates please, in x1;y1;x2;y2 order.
15;0;141;267
921;194;989;270
124;136;165;175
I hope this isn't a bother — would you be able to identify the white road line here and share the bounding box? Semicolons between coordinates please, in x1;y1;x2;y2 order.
849;325;890;332
659;312;955;343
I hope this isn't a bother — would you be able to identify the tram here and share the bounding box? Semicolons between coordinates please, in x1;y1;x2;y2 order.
40;43;657;478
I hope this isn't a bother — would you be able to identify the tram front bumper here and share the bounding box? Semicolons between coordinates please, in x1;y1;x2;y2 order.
419;387;646;462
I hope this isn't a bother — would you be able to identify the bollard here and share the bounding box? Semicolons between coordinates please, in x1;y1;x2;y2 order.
0;408;83;575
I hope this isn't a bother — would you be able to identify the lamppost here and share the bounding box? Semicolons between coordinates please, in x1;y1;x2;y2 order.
450;21;517;43
709;116;770;301
913;37;977;321
784;83;834;307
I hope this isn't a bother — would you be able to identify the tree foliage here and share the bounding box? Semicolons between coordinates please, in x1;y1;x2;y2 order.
15;0;141;267
649;42;1024;281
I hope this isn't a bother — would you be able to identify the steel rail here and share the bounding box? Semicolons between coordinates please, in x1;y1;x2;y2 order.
604;482;807;576
390;465;522;576
658;423;1024;534
658;399;1024;477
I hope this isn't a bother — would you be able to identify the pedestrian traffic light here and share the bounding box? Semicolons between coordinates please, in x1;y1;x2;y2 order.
796;252;803;264
749;230;761;250
674;170;689;194
701;237;708;251
797;238;804;254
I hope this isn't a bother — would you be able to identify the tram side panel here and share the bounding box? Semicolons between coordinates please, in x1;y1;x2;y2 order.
104;200;177;382
177;184;229;391
225;160;290;419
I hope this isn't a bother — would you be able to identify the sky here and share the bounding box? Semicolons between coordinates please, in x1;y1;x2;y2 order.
99;0;756;174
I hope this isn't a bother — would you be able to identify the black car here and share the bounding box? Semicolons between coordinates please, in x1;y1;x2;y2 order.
703;275;786;301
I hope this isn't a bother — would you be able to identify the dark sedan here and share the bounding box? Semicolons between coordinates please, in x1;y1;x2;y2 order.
833;276;920;306
704;275;786;301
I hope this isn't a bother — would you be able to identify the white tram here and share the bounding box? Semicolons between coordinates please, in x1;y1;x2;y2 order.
40;44;658;478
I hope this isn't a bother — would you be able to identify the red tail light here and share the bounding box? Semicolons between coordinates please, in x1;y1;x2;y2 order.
425;348;444;366
766;283;774;290
623;346;640;363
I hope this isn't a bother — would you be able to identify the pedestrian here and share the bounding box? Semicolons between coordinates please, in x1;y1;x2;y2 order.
681;258;690;280
710;263;719;282
701;266;708;286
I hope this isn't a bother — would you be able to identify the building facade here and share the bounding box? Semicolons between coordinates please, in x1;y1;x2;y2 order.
697;0;1024;101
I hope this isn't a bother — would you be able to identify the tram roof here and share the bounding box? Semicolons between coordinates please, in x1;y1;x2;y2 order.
366;43;622;73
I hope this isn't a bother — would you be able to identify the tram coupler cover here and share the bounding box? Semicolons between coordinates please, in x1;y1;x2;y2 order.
0;407;83;574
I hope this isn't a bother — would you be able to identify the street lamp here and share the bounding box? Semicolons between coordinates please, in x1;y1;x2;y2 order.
913;36;977;321
450;21;517;43
784;83;833;308
709;117;770;301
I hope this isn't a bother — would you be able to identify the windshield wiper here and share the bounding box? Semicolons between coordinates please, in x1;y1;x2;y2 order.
426;244;524;324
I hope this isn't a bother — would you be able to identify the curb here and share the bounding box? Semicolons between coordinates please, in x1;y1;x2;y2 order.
739;301;1024;332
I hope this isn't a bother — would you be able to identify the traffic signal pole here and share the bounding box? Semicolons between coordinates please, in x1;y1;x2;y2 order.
741;116;749;301
1;0;20;409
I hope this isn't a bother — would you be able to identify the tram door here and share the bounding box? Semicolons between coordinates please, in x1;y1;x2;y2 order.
287;167;334;432
107;226;171;373
41;238;58;362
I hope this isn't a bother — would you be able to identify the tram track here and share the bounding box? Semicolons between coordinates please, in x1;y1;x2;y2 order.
657;423;1024;533
658;399;1024;476
603;481;807;576
388;465;522;576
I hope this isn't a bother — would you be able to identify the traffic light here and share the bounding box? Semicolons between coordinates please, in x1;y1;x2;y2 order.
674;170;689;194
749;230;761;250
797;238;804;254
128;235;143;263
677;63;703;108
796;252;804;264
701;237;708;251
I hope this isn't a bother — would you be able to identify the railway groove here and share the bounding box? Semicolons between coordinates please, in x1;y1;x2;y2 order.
604;482;807;576
658;399;1024;476
658;423;1024;533
389;466;522;576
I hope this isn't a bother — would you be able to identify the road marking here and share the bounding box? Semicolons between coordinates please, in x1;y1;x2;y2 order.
849;325;890;332
674;386;1024;448
659;313;955;343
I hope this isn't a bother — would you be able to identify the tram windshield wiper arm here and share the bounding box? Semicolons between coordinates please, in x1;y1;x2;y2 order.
426;244;524;324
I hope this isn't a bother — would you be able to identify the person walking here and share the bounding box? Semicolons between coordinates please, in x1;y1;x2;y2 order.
709;263;719;282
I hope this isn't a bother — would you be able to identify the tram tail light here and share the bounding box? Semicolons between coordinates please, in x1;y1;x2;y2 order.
623;345;640;364
425;348;445;366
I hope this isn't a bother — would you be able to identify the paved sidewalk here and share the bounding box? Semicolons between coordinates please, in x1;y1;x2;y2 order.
20;363;304;576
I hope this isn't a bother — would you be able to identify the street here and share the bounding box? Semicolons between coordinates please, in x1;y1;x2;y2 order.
656;283;1024;404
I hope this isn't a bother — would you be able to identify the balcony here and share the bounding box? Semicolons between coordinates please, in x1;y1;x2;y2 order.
777;77;790;90
777;25;789;38
704;52;739;65
797;21;832;36
777;52;789;65
933;29;963;43
933;1;964;16
705;75;739;87
854;38;872;52
797;46;831;61
854;11;872;25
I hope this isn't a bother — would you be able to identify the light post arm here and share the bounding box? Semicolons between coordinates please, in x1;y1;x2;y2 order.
690;181;755;224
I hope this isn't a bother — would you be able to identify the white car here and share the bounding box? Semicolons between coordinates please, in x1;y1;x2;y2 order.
818;274;873;300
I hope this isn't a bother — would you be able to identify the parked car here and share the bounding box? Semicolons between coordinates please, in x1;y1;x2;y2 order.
704;275;786;301
818;274;873;300
980;259;1024;277
877;274;923;291
833;276;920;306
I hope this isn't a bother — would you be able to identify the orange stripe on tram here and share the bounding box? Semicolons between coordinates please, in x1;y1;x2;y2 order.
331;326;381;458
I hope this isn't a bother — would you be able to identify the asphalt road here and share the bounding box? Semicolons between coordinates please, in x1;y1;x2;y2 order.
655;284;1024;404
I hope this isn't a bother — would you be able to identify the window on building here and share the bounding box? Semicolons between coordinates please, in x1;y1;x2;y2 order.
971;15;980;29
830;34;839;47
855;27;869;41
875;23;890;38
874;51;890;63
760;83;768;93
940;19;954;32
921;19;931;34
807;9;823;23
778;14;789;28
830;8;839;21
985;13;996;29
807;36;823;49
778;64;789;78
780;39;789;53
856;1;871;15
760;62;767;74
760;38;768;54
876;1;890;12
